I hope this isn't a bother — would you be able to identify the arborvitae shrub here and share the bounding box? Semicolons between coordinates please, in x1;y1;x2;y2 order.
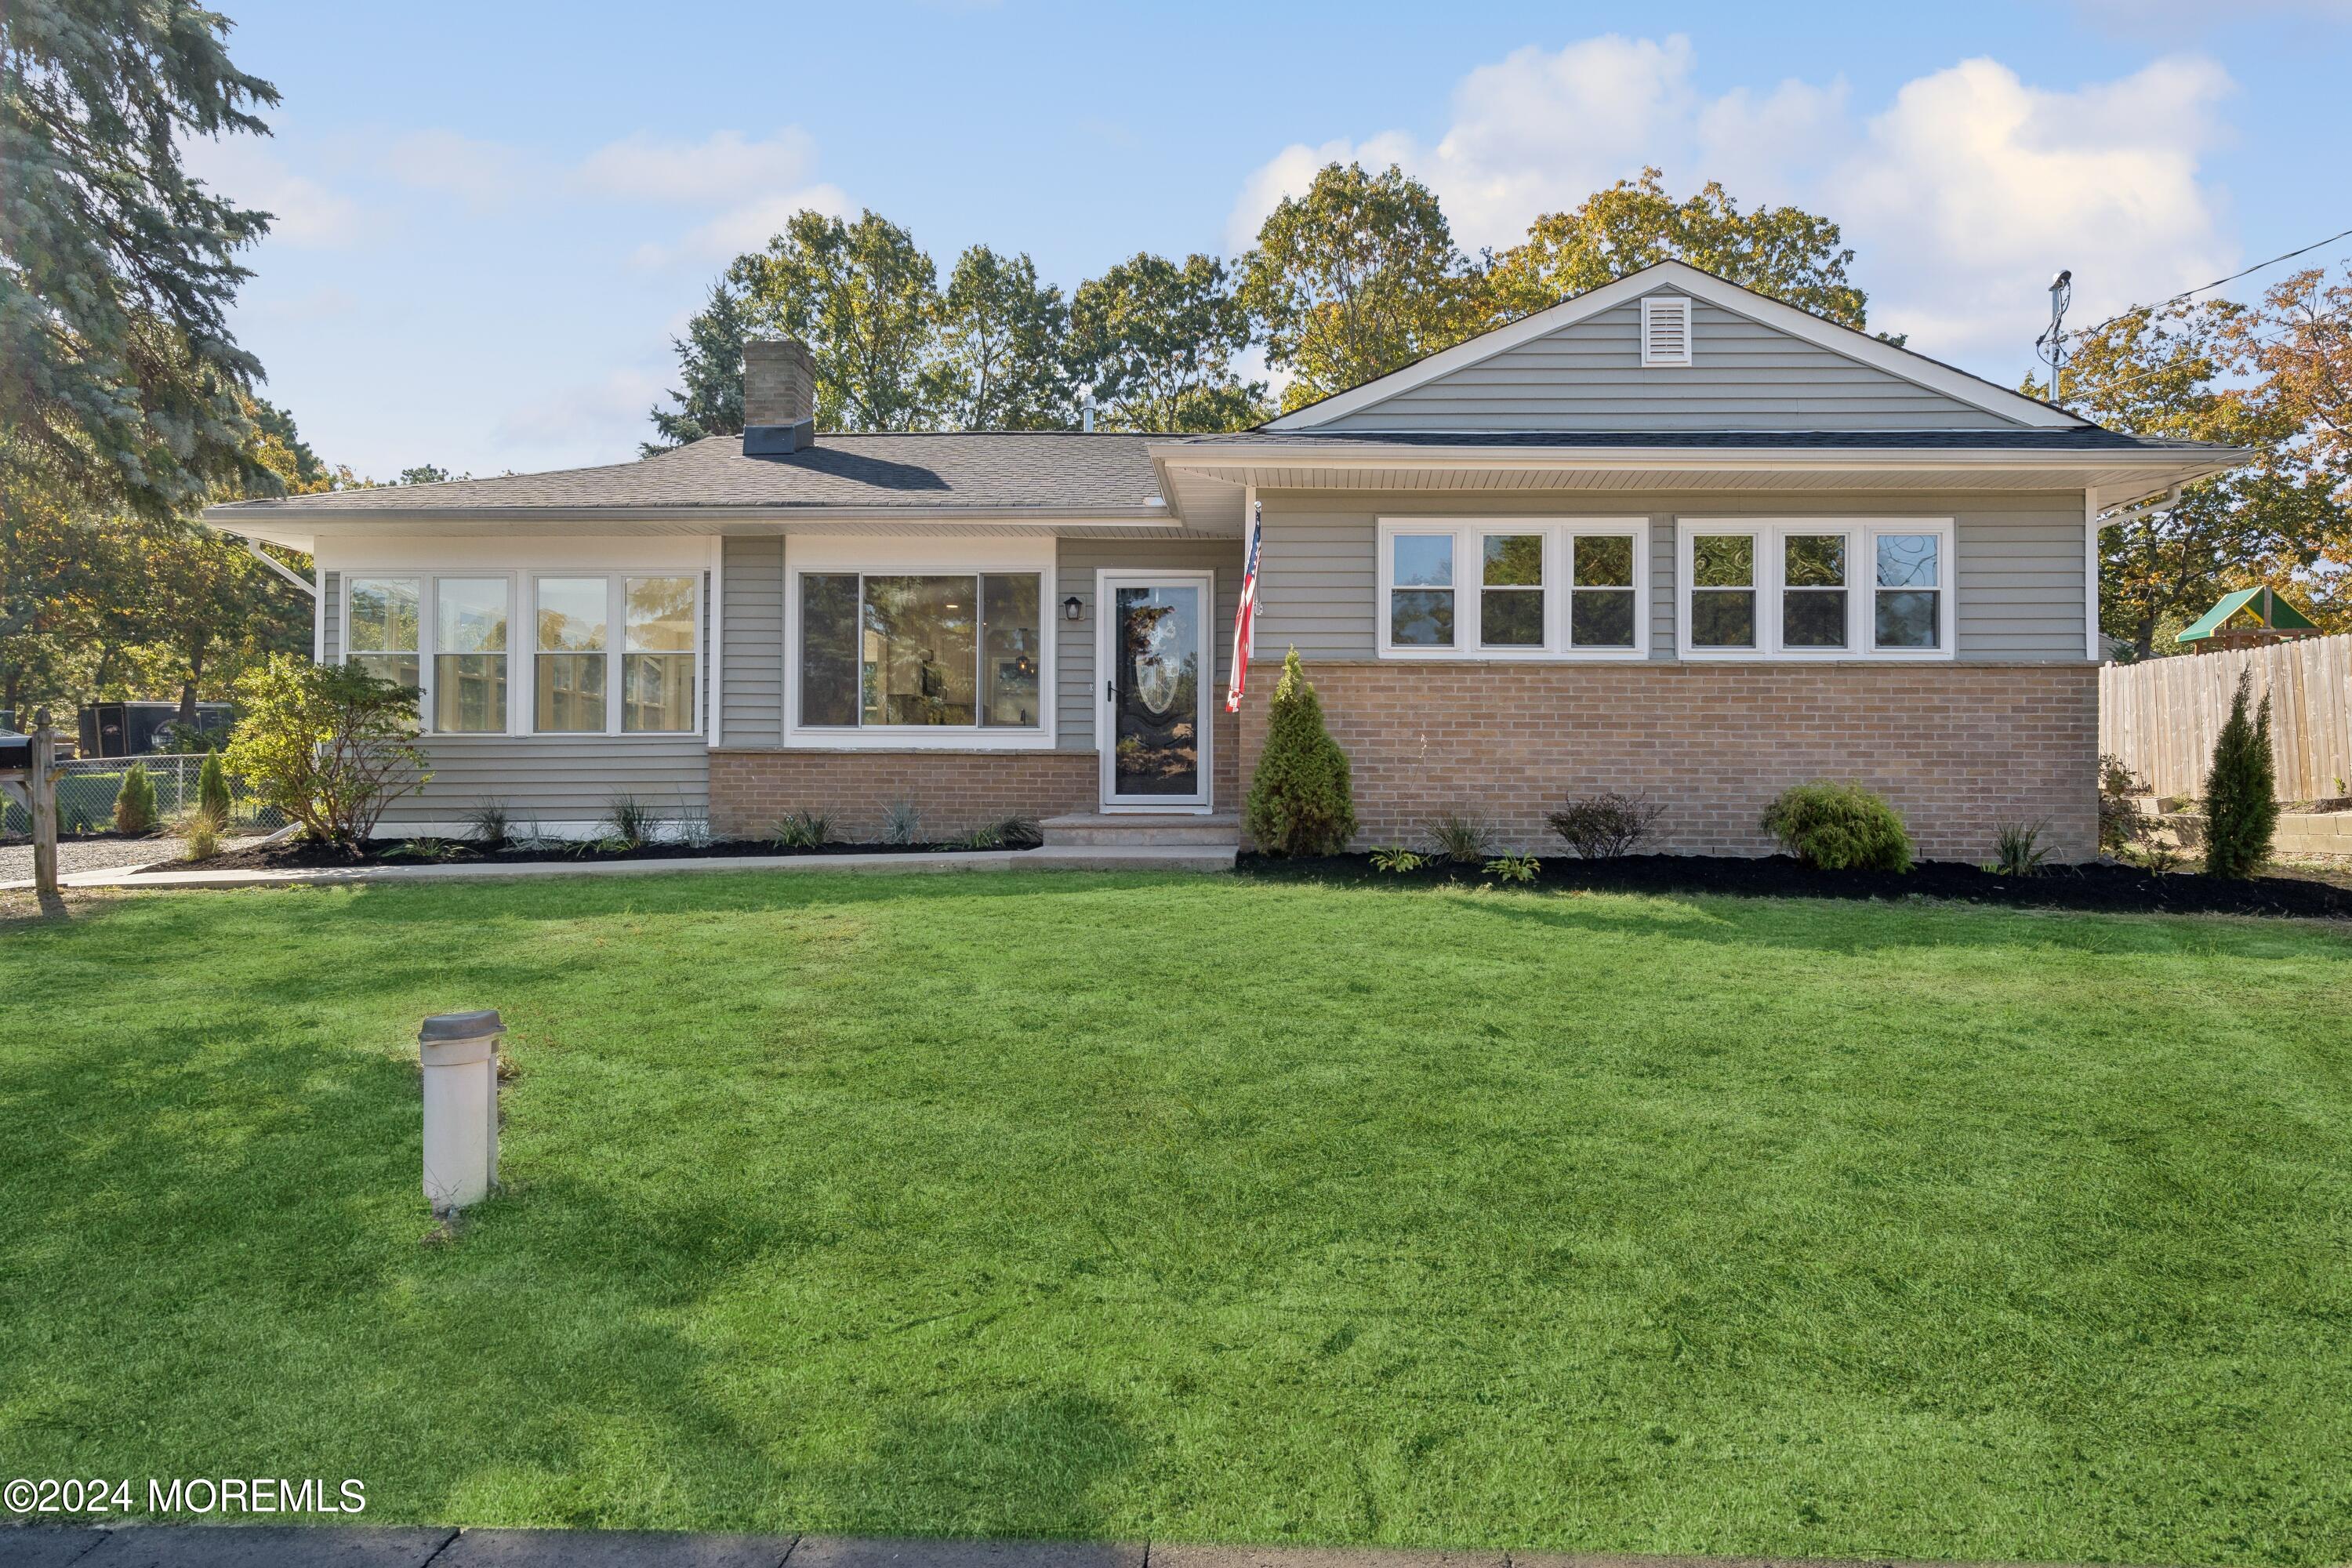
113;761;158;834
2201;669;2278;879
1243;648;1356;856
197;750;232;822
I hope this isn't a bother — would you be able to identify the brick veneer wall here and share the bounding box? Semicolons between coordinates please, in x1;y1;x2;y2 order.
711;749;1096;840
1234;661;2100;862
711;710;1234;840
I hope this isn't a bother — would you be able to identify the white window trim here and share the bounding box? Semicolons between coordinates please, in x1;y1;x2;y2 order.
1642;294;1693;368
339;568;705;738
1675;518;1955;662
1376;517;1650;662
784;563;1058;751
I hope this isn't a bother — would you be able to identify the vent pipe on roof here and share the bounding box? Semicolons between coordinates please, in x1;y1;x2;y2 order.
1081;393;1097;434
744;339;817;455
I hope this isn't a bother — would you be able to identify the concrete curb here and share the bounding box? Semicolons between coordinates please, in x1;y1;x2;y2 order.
0;1529;2146;1568
0;844;1236;895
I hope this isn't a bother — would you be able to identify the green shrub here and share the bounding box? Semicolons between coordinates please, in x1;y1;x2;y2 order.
603;793;657;848
1548;790;1665;858
463;798;512;848
769;810;833;850
197;750;232;822
1991;821;2053;877
1242;648;1356;856
181;806;223;862
2096;753;2148;857
1483;853;1540;884
112;762;158;834
881;799;923;846
223;656;429;851
2201;668;2279;879
1759;781;1913;872
1370;844;1427;873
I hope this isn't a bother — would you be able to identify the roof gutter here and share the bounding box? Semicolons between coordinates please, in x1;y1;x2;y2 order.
1150;443;2252;474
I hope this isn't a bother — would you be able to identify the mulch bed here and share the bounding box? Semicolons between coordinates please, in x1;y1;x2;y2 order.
156;835;1040;874
1236;851;2352;920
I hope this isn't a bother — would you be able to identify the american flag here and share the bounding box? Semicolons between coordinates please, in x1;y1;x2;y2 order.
1225;500;1263;713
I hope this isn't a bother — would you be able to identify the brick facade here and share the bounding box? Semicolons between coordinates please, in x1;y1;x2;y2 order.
711;707;1244;840
710;748;1096;840
1235;661;2100;862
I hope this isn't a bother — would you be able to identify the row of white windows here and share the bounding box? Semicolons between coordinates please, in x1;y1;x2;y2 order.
1377;519;1955;661
343;574;699;735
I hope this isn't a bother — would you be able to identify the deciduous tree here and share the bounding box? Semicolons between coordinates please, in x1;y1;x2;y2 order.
929;245;1073;430
1490;169;1870;328
732;210;939;430
1069;252;1263;432
1239;162;1490;414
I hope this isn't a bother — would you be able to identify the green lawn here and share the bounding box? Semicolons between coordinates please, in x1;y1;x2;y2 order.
3;873;2350;1564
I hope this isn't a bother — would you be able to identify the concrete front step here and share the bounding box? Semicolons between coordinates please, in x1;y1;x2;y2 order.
1025;844;1237;872
1040;811;1241;848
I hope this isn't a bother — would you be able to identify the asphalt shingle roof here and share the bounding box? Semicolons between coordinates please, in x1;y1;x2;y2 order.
206;424;2236;521
208;432;1169;514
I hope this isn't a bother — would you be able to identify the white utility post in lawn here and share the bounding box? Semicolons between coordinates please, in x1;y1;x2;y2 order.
419;1010;503;1215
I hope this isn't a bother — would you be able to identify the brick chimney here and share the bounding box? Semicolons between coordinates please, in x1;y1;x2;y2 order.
743;338;816;454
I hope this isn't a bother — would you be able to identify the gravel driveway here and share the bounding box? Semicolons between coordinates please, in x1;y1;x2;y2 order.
0;833;266;883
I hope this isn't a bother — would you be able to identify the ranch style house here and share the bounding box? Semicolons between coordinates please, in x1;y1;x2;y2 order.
205;261;2245;860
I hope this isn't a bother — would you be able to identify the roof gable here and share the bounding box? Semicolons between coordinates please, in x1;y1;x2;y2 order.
1265;261;2083;434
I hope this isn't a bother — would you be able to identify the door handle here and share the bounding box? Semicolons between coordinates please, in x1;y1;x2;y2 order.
1105;681;1116;703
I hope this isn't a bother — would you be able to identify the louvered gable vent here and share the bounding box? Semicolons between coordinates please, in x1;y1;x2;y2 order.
1641;294;1693;367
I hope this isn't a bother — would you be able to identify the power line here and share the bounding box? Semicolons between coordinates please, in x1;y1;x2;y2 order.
2073;226;2352;341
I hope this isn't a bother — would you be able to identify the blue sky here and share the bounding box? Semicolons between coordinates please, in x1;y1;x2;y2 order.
190;0;2352;479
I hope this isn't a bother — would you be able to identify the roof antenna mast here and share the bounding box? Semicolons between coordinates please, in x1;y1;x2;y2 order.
2036;269;2073;409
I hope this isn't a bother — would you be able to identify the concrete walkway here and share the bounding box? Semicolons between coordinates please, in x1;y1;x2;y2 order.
0;1530;2082;1568
0;843;1235;895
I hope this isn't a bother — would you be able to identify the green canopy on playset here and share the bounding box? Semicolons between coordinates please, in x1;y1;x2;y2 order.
2176;586;2319;644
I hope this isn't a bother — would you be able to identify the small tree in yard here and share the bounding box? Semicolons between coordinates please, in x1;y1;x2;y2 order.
113;762;158;834
1243;647;1356;855
2201;669;2278;879
223;656;430;853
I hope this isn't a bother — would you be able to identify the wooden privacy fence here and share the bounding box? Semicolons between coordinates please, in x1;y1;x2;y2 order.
2099;633;2352;800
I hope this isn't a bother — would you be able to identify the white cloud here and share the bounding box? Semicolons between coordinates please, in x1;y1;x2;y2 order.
491;365;670;461
626;183;853;270
1838;56;2234;363
183;134;361;248
575;128;822;205
1227;38;2239;374
381;129;533;210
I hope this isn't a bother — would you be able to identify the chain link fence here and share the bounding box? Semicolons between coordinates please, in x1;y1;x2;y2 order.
1;754;288;838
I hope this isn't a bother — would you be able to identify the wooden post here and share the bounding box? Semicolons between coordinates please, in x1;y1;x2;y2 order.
30;706;57;896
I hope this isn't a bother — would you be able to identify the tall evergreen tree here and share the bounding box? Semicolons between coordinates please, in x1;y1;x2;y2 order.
1069;252;1263;432
2;0;283;516
2201;669;2278;879
644;279;749;454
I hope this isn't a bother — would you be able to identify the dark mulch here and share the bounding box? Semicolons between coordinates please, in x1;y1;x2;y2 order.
1236;851;2352;920
156;834;1040;874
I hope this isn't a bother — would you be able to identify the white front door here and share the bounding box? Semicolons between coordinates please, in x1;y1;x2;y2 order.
1095;571;1214;811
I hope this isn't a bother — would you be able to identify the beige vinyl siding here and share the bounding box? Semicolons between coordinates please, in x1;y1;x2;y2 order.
720;535;785;745
1054;536;1243;752
1319;292;2015;432
377;735;710;829
1258;490;2088;664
